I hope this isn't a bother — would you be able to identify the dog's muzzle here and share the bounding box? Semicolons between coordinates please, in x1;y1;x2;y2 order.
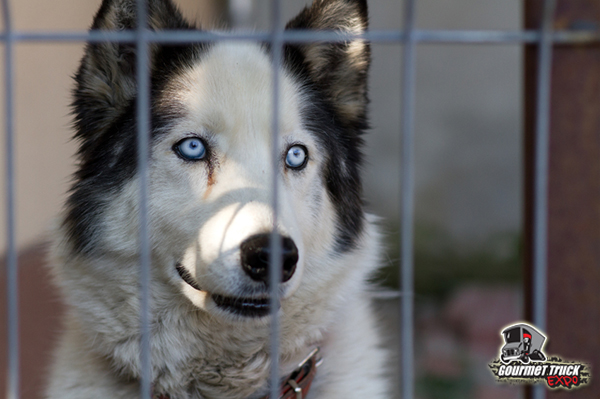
176;233;299;318
240;233;298;285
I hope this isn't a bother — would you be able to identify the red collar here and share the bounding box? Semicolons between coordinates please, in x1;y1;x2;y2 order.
155;348;321;399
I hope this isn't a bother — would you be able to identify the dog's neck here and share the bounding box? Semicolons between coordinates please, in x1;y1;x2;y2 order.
153;348;320;399
134;289;328;399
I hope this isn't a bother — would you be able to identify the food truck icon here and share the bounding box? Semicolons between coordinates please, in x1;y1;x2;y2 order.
500;323;547;364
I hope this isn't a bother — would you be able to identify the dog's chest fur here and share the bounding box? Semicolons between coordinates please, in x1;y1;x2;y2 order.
148;303;325;399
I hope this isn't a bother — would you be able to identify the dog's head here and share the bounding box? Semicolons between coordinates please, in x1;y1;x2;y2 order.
62;0;370;322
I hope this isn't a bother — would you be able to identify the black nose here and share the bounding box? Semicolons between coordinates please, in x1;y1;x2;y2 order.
240;234;298;285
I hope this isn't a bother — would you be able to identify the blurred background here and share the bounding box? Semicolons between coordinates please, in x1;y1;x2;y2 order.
1;0;529;398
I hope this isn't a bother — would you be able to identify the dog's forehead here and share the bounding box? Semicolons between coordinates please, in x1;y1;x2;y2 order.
172;42;304;139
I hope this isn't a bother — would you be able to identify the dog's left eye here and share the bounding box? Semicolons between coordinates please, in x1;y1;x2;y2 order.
174;137;207;161
285;145;308;170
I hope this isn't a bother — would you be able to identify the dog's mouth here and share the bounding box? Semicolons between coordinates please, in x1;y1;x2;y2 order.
212;294;271;318
176;263;272;318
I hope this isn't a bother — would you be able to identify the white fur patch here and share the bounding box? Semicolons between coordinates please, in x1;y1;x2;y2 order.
144;43;336;306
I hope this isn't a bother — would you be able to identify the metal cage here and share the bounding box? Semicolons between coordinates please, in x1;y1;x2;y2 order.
3;0;599;399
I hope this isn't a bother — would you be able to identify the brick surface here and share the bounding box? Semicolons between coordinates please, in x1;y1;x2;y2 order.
0;244;64;399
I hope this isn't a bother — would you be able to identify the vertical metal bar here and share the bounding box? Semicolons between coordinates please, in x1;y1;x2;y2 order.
269;0;283;397
135;0;152;398
2;0;18;398
532;0;556;398
400;0;417;398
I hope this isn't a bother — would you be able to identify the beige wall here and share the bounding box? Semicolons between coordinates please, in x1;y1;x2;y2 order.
0;0;225;254
0;0;522;254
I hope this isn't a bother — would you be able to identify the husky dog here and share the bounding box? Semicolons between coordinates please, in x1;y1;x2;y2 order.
47;0;390;398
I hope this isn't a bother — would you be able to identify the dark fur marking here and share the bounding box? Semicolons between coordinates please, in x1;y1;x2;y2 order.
282;0;371;252
65;0;212;255
202;160;217;200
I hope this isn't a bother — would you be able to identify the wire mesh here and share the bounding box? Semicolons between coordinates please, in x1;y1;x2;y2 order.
2;0;599;398
2;0;18;398
134;1;153;398
0;29;599;44
399;0;417;397
532;1;558;398
268;0;283;397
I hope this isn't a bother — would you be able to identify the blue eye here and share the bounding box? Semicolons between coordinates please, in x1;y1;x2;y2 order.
175;137;207;161
285;145;308;169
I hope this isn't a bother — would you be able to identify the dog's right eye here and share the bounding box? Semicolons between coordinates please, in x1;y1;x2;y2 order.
174;137;207;161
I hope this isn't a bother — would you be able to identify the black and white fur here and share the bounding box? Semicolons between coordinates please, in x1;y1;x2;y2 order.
47;0;390;398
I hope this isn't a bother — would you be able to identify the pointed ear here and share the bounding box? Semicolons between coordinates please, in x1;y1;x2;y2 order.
73;0;192;141
285;0;370;126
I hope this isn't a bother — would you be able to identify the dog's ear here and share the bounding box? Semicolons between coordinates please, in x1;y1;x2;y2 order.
285;0;370;126
73;0;191;141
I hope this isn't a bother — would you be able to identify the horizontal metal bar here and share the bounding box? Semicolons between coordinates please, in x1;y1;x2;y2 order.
416;29;600;44
0;29;599;44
